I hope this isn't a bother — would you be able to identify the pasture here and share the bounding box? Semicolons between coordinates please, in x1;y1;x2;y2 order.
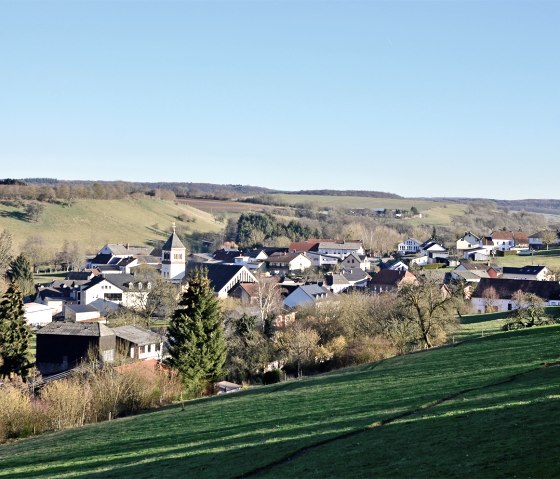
1;326;559;478
0;198;221;253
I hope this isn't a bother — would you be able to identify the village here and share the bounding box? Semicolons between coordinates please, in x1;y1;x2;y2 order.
21;225;560;381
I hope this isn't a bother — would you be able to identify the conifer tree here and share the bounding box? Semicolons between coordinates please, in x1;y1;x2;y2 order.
166;268;226;394
7;254;34;297
0;285;31;377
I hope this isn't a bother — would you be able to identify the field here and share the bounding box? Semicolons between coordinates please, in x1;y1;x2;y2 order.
492;252;560;270
272;194;468;226
176;198;273;213
0;198;222;253
2;326;560;478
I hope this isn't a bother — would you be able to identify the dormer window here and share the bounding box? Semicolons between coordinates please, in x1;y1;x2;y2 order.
138;283;142;290
147;282;152;289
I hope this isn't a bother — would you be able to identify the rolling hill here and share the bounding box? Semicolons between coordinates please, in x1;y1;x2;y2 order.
1;326;559;478
0;198;223;253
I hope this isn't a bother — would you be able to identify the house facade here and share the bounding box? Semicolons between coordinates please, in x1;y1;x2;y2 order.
471;278;560;313
397;238;421;255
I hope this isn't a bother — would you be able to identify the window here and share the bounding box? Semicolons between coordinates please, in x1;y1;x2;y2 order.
174;253;182;260
138;283;142;290
140;345;146;354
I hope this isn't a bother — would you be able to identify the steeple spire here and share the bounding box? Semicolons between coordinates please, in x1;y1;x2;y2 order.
172;221;176;234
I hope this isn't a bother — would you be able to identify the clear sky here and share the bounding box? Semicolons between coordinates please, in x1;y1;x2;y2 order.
1;0;558;199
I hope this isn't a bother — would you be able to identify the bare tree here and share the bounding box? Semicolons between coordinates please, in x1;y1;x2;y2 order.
275;324;320;377
541;231;557;251
397;279;462;348
255;276;283;327
482;286;499;313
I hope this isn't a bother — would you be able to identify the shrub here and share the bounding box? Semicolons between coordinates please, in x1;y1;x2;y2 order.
0;382;34;442
41;377;90;430
262;369;282;385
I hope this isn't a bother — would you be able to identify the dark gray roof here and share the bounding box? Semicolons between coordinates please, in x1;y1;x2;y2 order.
82;274;150;292
65;272;93;281
370;270;410;286
90;253;113;265
186;263;251;293
36;322;114;337
502;266;547;276
65;304;99;314
325;273;350;286
162;232;186;251
341;269;370;282
212;249;241;262
472;278;560;300
113;325;162;345
300;284;330;297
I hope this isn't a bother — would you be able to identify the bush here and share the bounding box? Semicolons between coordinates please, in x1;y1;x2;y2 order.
0;382;34;442
41;377;90;430
262;369;282;385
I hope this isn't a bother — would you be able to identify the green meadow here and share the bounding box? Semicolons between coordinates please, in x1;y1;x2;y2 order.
0;198;221;253
1;326;559;478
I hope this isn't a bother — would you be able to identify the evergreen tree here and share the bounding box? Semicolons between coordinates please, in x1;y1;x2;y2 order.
0;285;31;377
7;254;34;297
166;268;226;394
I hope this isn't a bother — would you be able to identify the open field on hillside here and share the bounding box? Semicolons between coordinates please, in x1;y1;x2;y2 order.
176;198;273;213
2;326;559;478
272;194;468;226
0;198;221;253
492;252;560;270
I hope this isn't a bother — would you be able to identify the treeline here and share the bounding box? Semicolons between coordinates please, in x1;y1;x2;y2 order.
232;213;321;248
288;189;402;199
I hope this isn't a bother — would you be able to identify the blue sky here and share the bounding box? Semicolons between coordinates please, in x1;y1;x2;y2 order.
1;0;558;199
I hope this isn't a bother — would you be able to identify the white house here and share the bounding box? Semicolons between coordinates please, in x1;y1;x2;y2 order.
456;232;483;253
188;263;258;299
501;266;554;281
324;273;351;293
99;243;154;257
23;302;53;326
113;325;164;361
471;278;560;313
340;252;371;271
283;284;330;308
79;274;150;313
490;231;529;251
306;251;340;268
265;252;313;273
397;238;421;255
64;304;101;322
316;241;364;259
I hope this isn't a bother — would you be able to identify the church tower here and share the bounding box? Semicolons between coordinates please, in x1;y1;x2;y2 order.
161;223;186;282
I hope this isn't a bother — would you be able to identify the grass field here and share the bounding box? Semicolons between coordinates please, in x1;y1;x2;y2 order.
492;252;560;270
0;198;222;253
2;326;559;478
272;194;468;226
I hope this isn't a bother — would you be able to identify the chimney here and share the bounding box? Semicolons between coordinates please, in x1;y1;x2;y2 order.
126;243;129;249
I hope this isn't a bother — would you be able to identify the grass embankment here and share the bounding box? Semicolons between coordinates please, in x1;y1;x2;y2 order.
0;198;222;253
1;326;560;478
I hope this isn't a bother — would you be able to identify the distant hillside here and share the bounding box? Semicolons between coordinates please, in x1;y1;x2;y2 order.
285;189;402;199
2;327;560;477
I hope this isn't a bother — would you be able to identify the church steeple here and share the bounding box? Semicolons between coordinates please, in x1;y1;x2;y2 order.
161;225;186;281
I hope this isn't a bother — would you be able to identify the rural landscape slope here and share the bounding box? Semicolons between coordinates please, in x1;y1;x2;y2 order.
1;326;559;479
0;198;222;253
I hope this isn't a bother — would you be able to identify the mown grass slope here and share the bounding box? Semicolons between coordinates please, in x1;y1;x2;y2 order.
1;326;559;478
0;198;222;252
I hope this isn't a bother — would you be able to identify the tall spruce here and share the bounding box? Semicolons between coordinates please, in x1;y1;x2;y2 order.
7;254;34;297
0;285;31;377
166;268;226;394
